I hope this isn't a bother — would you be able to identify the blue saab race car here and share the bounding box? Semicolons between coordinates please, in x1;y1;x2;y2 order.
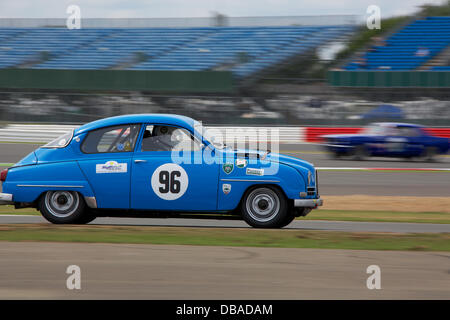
322;122;450;161
0;114;322;228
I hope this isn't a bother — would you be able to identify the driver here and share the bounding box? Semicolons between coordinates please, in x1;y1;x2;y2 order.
142;125;176;151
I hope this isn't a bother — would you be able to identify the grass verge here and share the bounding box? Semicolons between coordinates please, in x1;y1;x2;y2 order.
0;224;448;251
304;210;450;224
0;206;39;215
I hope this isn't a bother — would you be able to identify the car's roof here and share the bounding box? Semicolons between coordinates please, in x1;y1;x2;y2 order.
371;122;424;128
74;114;197;135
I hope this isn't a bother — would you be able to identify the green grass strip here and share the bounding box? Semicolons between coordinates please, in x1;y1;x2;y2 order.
304;210;450;224
0;224;448;251
0;140;45;144
0;163;14;167
0;206;40;215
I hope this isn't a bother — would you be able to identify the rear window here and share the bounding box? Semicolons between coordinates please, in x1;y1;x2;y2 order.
397;127;420;137
42;131;73;148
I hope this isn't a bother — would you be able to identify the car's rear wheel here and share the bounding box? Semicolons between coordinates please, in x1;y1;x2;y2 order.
241;186;287;228
39;191;92;224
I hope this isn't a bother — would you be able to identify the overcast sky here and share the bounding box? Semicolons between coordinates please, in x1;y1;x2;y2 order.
0;0;446;19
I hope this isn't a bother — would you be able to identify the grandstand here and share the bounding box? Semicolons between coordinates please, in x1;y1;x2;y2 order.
0;25;354;78
344;16;450;71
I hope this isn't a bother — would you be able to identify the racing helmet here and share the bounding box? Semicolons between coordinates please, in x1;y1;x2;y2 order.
153;125;173;136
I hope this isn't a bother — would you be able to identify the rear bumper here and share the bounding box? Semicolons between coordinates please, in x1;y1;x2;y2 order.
0;193;13;205
294;198;323;208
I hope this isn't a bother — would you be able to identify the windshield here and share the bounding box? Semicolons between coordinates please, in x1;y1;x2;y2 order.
194;122;227;149
203;128;227;149
42;130;74;148
363;125;386;135
363;124;399;136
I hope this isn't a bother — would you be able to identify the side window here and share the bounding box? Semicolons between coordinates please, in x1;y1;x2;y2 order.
401;127;420;137
81;124;141;154
384;127;399;136
42;131;73;149
141;125;201;152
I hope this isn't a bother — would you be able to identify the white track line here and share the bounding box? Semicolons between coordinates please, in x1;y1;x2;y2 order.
317;167;450;171
0;215;39;217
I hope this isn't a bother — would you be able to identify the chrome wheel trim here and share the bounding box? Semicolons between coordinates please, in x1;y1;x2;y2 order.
245;188;280;223
45;191;79;218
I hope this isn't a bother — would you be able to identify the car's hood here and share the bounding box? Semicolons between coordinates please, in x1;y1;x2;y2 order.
267;152;315;171
222;148;315;172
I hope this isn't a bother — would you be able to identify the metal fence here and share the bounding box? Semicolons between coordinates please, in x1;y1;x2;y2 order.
0;124;304;144
1;90;450;127
0;16;361;28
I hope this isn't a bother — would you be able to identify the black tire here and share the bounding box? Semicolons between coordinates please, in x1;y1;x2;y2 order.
74;210;97;224
39;191;88;224
278;213;296;228
422;146;438;162
352;145;368;161
328;151;341;160
241;186;288;228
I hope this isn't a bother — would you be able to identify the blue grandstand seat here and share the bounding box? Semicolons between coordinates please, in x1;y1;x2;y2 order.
431;66;450;70
344;16;450;71
0;25;354;77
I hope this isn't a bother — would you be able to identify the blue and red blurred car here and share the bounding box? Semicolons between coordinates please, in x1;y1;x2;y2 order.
322;122;450;161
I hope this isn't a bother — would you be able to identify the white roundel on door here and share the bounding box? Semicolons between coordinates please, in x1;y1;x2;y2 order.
151;163;188;200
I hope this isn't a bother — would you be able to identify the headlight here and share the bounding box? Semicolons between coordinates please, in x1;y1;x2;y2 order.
307;170;316;186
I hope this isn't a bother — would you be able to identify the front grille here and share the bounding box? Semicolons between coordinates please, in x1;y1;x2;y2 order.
307;187;315;196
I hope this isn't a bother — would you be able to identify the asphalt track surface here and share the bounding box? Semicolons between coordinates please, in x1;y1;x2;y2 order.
1;144;449;300
0;242;449;299
1;215;450;233
1;142;449;196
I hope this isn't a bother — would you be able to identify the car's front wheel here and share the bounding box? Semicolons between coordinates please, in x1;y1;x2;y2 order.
241;187;287;228
278;213;296;228
421;146;439;162
39;191;93;224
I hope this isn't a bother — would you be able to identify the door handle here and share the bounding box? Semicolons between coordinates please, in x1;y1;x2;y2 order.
134;159;147;163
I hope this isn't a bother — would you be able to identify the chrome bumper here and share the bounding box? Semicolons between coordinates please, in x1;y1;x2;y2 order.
0;193;13;205
294;198;323;208
84;196;97;209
